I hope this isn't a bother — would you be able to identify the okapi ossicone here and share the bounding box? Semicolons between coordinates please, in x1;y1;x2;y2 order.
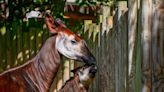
0;14;96;92
59;64;97;92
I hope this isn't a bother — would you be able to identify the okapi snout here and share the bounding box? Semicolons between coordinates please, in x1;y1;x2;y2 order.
80;44;96;65
81;54;96;65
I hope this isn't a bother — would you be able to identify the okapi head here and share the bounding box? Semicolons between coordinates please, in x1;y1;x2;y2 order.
45;14;96;65
71;64;97;89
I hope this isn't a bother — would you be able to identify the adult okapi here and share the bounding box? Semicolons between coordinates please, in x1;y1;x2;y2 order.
0;14;96;92
59;64;97;92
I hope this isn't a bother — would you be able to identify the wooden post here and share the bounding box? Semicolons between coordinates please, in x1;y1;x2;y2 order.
141;0;152;92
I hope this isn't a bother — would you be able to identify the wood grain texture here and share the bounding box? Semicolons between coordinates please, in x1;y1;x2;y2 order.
152;2;164;92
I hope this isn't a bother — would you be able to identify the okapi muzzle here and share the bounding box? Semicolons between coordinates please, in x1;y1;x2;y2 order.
45;14;96;65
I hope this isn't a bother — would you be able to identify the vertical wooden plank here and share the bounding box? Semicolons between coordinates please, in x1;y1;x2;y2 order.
6;25;11;69
29;19;37;58
141;0;152;92
12;20;20;66
97;23;101;92
63;57;70;84
101;5;110;34
56;57;63;91
36;20;44;53
152;2;164;92
16;20;23;65
21;21;31;62
69;60;74;77
89;34;97;92
133;0;142;92
123;5;128;92
94;29;99;92
88;29;94;92
115;1;128;92
128;0;138;76
128;0;138;91
0;26;7;71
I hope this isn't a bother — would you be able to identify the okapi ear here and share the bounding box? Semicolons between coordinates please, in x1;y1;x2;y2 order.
54;18;66;28
45;14;58;34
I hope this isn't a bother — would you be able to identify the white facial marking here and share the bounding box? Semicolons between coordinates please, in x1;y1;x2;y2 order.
78;67;91;82
55;33;83;60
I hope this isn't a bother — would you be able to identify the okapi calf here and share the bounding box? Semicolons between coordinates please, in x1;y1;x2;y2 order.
59;65;97;92
0;14;96;92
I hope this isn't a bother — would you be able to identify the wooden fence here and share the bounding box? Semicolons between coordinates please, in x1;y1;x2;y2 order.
0;1;164;92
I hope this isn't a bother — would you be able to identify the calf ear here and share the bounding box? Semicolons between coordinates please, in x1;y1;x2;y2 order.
71;68;79;74
71;64;88;74
45;14;58;34
71;66;83;74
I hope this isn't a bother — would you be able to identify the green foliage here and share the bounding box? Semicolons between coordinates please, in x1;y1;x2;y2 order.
76;0;96;6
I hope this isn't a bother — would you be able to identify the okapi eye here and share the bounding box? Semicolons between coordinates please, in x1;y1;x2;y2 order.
71;40;77;45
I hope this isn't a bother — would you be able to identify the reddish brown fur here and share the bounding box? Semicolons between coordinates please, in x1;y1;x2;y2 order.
45;14;82;42
0;36;60;92
59;74;88;92
57;26;82;42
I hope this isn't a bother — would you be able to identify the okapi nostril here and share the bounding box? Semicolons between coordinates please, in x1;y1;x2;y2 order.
90;66;97;74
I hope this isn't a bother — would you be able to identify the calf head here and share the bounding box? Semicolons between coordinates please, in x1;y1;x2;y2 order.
72;64;97;88
45;14;96;65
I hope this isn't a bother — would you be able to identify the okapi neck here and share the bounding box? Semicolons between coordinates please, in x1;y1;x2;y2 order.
24;36;61;92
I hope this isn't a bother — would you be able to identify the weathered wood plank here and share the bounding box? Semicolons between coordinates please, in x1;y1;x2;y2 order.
128;0;138;91
141;0;153;92
152;2;164;92
114;1;128;92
